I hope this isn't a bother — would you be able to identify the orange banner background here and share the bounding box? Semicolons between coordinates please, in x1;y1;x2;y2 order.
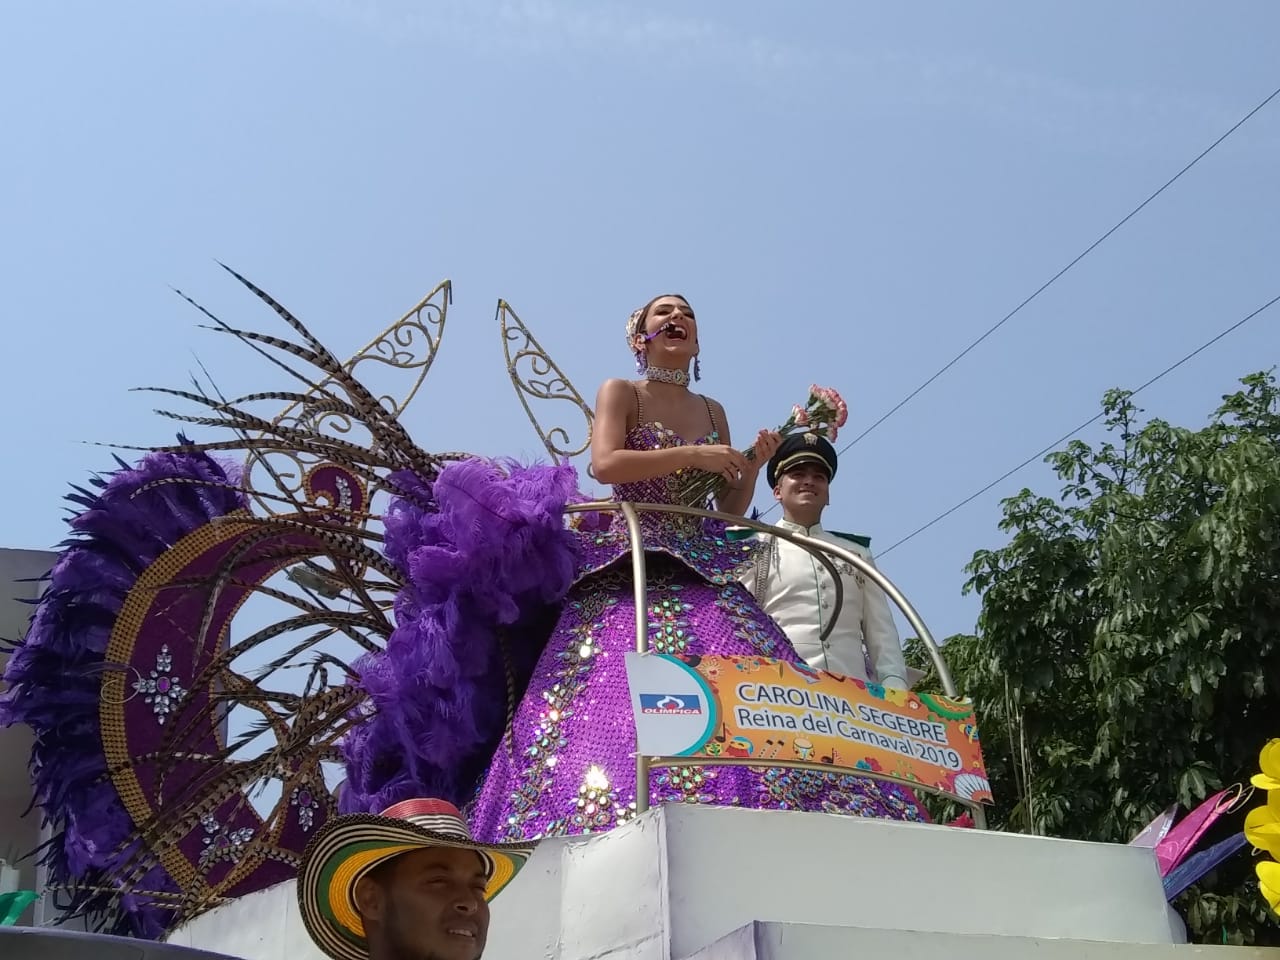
680;654;992;804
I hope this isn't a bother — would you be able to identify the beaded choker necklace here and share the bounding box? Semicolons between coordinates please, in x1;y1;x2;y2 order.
644;366;690;387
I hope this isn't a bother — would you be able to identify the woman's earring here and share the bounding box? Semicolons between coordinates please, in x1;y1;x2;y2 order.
693;356;702;381
635;350;648;373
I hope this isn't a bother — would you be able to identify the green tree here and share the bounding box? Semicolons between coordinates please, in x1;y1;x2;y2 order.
908;372;1280;945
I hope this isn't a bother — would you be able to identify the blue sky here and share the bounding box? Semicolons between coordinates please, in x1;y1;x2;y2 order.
3;0;1278;645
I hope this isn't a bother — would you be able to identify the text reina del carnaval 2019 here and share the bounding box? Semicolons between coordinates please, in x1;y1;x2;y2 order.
735;681;963;770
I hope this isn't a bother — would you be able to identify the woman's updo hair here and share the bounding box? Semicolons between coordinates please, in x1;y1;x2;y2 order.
625;294;690;348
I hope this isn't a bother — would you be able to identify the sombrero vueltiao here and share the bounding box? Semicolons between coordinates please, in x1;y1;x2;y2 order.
298;798;535;960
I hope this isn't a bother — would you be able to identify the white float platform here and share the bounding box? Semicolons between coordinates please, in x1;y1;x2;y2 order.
684;922;1280;960
168;804;1279;959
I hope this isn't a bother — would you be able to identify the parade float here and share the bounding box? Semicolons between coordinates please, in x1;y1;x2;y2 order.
1;271;1276;959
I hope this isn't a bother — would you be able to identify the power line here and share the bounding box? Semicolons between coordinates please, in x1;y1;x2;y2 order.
876;291;1280;559
840;82;1280;455
756;79;1280;522
839;83;1280;458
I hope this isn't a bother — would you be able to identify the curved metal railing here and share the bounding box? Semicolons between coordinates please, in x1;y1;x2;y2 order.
562;500;985;829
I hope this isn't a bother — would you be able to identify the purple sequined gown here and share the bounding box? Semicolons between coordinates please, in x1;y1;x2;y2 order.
468;423;927;842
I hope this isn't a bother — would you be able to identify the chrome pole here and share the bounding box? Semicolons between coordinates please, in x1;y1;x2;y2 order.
619;501;651;814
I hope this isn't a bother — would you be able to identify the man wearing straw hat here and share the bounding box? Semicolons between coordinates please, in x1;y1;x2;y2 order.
297;797;535;960
735;433;912;690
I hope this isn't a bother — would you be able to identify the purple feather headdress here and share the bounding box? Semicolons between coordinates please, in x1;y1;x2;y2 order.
0;436;246;937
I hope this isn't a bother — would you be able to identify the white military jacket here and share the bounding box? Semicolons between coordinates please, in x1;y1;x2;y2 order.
736;520;908;688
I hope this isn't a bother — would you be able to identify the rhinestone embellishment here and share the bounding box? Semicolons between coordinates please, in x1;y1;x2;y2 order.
133;644;186;724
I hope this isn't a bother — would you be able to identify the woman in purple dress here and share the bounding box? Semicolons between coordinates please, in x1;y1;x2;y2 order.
466;295;928;842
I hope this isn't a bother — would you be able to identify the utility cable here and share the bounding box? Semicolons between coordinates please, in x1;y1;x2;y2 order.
876;291;1280;558
842;82;1280;455
756;81;1280;522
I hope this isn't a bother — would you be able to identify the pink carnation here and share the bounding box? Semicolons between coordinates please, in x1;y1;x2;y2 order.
792;404;810;426
806;385;847;429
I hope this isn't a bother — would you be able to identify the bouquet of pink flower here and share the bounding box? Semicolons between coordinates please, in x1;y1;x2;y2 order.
680;384;849;507
782;384;849;443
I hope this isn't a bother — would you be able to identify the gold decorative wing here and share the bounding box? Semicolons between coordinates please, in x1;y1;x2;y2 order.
242;280;452;517
499;299;594;466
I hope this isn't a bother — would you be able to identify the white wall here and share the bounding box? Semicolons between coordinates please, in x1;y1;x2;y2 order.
0;548;56;927
663;805;1176;956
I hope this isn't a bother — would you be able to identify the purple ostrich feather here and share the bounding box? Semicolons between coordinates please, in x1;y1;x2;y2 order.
340;458;580;813
0;436;246;938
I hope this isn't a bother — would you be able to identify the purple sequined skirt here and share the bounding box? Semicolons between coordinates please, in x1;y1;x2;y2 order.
468;555;928;842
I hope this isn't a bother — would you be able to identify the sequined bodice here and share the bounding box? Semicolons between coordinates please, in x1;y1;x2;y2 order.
610;422;718;508
573;423;754;586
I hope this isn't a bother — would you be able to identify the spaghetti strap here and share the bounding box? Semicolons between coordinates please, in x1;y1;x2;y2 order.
701;395;720;438
631;383;645;428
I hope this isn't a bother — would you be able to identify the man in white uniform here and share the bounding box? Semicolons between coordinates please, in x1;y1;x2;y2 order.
736;434;909;689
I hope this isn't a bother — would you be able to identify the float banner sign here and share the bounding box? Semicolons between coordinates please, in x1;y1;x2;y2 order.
624;652;992;804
